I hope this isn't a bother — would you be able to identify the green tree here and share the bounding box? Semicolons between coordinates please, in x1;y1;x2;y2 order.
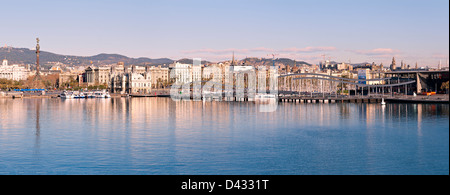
441;81;449;94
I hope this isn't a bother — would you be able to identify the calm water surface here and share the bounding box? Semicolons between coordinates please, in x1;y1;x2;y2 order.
0;98;448;175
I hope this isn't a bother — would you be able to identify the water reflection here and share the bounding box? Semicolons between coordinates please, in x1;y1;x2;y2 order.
0;98;448;175
34;99;41;156
2;99;446;132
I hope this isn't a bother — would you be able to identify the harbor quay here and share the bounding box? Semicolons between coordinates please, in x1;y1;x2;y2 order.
1;41;449;104
1;88;448;104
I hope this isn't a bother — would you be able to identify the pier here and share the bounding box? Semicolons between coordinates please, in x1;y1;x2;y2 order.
2;89;447;104
278;94;448;104
278;96;382;103
129;94;170;98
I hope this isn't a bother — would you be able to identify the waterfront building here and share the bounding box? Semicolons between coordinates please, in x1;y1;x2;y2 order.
83;66;111;86
192;63;202;83
128;72;152;94
97;67;111;84
0;59;31;81
110;73;127;94
109;64;169;93
112;64;125;75
357;68;384;85
110;64;126;93
148;66;170;88
172;62;192;84
223;64;233;86
257;66;268;91
203;63;223;85
129;65;146;74
59;72;79;86
83;67;95;85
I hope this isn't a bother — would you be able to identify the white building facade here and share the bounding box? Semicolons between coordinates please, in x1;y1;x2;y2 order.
0;59;31;81
172;62;192;84
128;72;152;94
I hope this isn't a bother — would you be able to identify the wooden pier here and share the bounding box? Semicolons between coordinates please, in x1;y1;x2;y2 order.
278;95;449;104
278;96;383;103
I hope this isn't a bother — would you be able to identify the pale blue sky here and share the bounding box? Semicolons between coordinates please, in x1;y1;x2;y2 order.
1;0;448;66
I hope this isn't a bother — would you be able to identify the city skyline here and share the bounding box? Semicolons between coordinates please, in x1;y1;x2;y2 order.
1;0;448;66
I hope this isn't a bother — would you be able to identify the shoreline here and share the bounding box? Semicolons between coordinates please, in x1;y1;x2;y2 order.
1;93;448;104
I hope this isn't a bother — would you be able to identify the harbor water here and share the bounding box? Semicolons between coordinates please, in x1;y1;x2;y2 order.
0;98;448;175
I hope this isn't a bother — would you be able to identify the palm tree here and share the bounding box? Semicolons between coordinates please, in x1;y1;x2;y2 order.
441;81;449;94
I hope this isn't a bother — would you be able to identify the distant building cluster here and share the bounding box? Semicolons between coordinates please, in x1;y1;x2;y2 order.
75;59;279;94
1;52;449;95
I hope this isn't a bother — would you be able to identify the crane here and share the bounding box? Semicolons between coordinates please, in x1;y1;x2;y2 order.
321;54;326;62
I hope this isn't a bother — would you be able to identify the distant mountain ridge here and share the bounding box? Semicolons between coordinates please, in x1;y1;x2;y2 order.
2;46;363;68
239;57;312;66
0;47;174;67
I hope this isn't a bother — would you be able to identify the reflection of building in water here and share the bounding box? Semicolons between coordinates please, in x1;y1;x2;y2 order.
57;99;118;134
338;104;350;119
166;100;233;137
0;99;42;153
129;97;171;127
0;99;28;136
35;99;41;136
34;99;41;155
417;104;422;137
365;104;377;126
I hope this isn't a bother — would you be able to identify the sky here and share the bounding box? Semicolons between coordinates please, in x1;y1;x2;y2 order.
1;0;449;66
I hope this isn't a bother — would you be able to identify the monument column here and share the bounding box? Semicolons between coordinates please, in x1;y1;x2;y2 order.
35;38;41;80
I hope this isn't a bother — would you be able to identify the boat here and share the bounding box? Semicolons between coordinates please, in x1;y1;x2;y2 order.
93;91;105;98
93;90;111;98
381;98;386;105
73;91;86;99
255;93;277;104
85;92;95;98
60;91;75;99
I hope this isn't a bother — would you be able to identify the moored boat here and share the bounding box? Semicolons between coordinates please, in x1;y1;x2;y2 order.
73;91;86;99
93;90;111;98
60;91;75;99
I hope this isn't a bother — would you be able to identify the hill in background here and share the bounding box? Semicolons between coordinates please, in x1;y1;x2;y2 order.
0;47;173;68
1;46;322;69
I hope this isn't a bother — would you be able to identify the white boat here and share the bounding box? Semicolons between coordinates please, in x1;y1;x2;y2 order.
255;93;277;104
60;91;75;99
73;91;86;99
85;92;95;98
93;90;111;98
381;98;386;105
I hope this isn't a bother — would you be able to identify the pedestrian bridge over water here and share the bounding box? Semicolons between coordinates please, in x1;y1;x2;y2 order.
278;70;448;96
